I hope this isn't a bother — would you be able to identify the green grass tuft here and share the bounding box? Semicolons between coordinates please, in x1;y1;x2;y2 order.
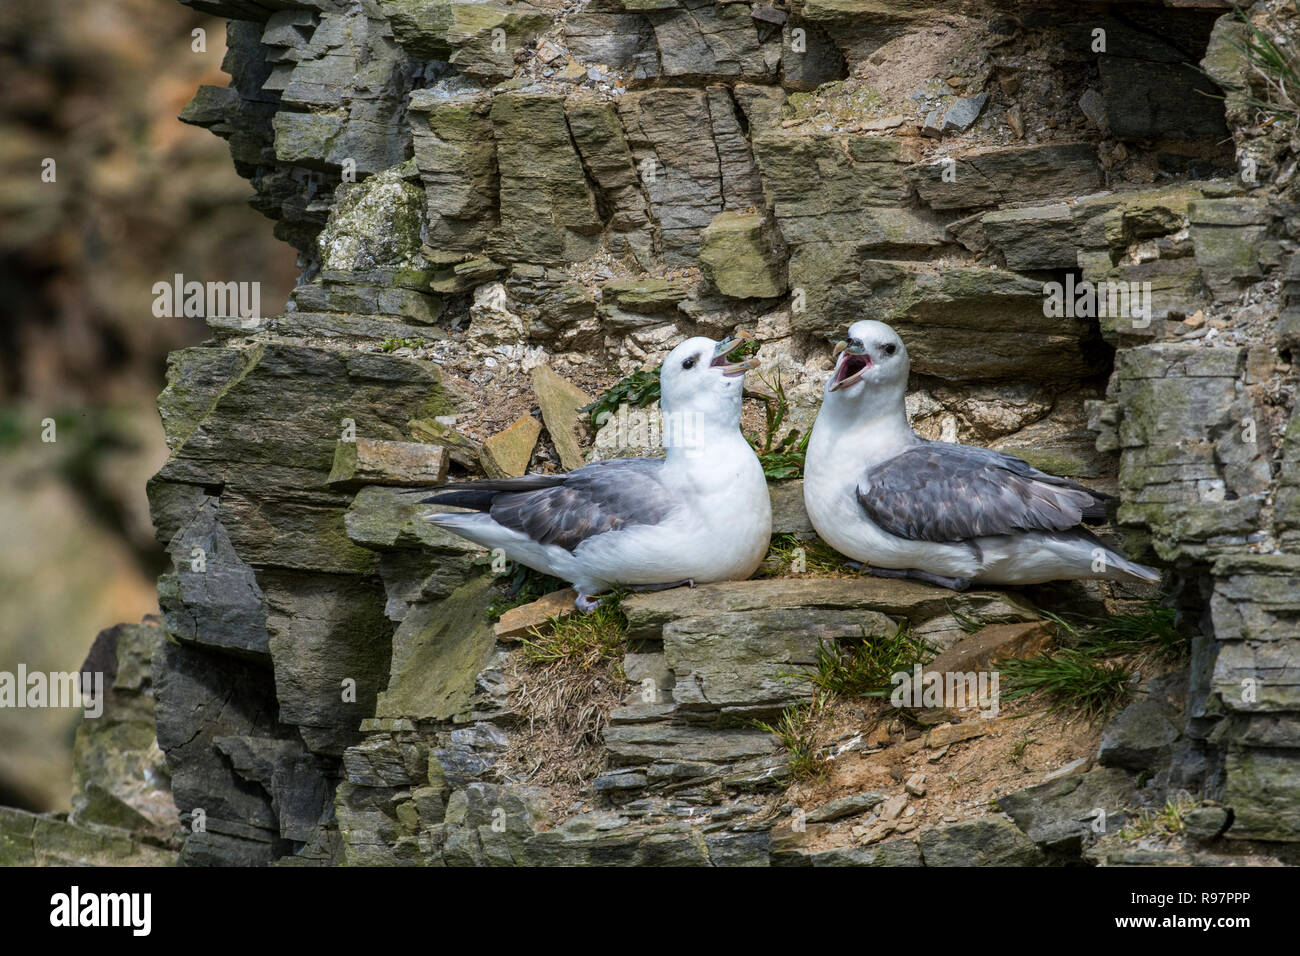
755;692;832;781
803;624;935;700
1228;1;1300;127
994;603;1182;720
757;625;933;780
1000;648;1134;720
746;369;811;480
518;599;628;671
1008;732;1036;767
1120;794;1197;841
1040;601;1186;661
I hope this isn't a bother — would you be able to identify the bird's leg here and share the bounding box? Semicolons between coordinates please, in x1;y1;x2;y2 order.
625;578;697;593
866;566;972;591
574;593;605;614
910;570;973;591
868;564;909;580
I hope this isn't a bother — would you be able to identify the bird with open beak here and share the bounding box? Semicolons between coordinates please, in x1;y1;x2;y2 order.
423;333;770;611
803;319;1160;589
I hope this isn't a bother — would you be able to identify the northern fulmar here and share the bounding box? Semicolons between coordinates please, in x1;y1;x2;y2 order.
803;320;1159;590
424;335;772;610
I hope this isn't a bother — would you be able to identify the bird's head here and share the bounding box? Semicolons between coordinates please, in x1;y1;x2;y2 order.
824;320;909;407
658;333;758;437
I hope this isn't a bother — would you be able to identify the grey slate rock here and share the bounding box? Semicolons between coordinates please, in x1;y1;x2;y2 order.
1099;693;1182;771
159;497;270;658
772;838;923;867
997;767;1138;852
706;830;771;866
1183;806;1230;841
806;791;887;823
918;817;1046;866
942;93;989;133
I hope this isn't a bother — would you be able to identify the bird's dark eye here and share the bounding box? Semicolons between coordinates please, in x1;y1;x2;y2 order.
884;344;897;356
682;356;697;370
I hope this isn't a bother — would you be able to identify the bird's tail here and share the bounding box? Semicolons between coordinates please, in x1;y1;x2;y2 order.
422;473;567;513
423;488;500;512
1099;547;1161;584
421;510;509;553
1073;528;1160;584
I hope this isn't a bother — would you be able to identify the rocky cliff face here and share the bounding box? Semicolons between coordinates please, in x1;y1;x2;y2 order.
11;0;1297;866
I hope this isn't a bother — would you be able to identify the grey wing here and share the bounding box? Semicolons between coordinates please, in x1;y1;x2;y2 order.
858;441;1110;542
488;458;680;551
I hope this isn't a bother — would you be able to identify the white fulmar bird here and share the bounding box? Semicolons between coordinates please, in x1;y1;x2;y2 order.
423;335;772;611
803;319;1159;590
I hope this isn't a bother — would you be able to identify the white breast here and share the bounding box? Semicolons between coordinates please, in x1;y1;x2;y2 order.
804;417;979;578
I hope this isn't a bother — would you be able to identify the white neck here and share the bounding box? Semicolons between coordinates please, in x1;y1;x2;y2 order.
663;413;749;467
809;383;917;478
830;380;912;435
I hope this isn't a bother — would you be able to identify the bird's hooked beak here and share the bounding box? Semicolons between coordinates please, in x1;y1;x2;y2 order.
829;338;872;392
710;330;760;378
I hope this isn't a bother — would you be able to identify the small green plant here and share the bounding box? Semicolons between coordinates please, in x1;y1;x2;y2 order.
756;691;832;781
578;365;662;430
1080;604;1184;661
508;595;630;787
757;625;933;778
1001;647;1134;720
380;337;425;352
1229;1;1299;126
1120;795;1197;841
1009;733;1036;767
803;624;934;700
746;369;810;479
1041;602;1185;662
477;560;566;621
519;599;628;670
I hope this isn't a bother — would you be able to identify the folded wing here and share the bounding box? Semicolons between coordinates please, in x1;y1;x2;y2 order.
858;441;1110;542
424;458;678;552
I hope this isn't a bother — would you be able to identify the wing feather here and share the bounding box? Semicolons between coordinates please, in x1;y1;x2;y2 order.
425;459;678;552
858;441;1111;542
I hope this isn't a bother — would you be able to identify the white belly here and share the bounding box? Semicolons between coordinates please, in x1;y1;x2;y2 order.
578;448;773;587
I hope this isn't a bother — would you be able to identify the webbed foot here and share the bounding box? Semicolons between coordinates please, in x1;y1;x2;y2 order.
626;578;696;593
866;566;972;591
